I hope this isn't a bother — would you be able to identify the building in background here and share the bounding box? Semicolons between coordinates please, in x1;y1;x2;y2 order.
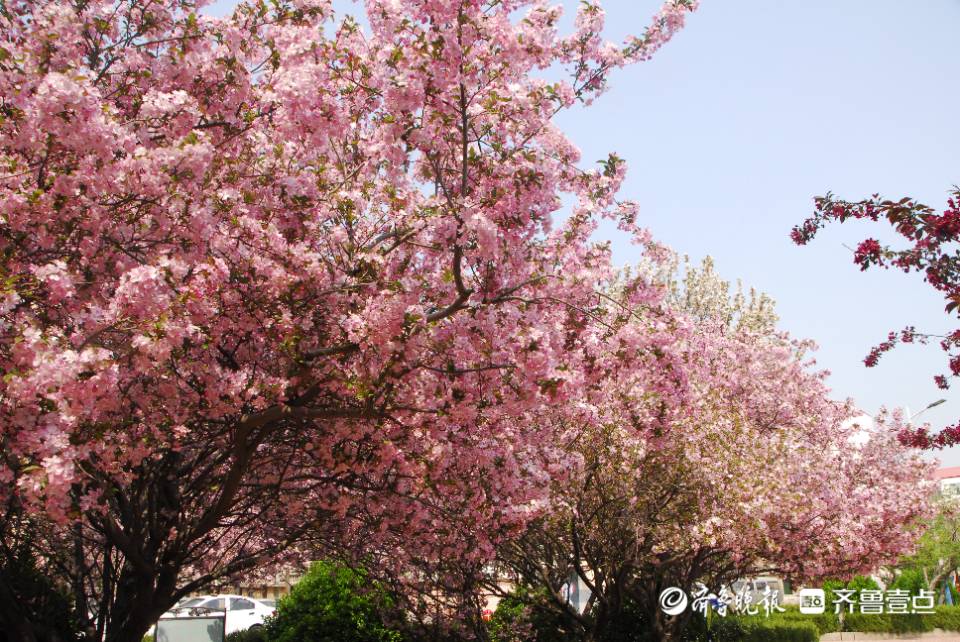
935;467;960;498
202;566;306;601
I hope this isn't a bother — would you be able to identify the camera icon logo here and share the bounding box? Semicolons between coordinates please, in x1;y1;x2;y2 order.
799;588;826;614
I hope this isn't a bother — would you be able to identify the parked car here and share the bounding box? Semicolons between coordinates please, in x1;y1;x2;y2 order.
729;576;789;608
159;594;275;635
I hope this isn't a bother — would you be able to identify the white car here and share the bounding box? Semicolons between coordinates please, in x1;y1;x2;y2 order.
160;594;275;635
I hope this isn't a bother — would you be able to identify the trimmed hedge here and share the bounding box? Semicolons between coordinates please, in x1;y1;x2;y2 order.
689;604;960;640
756;608;838;636
705;618;820;642
842;612;930;634
931;605;960;631
483;596;960;642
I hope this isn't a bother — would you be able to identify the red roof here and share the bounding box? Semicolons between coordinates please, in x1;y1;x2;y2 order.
934;466;960;480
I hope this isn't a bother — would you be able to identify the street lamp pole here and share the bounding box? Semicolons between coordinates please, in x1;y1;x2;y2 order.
909;399;948;424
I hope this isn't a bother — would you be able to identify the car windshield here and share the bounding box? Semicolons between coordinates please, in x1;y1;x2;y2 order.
178;598;204;608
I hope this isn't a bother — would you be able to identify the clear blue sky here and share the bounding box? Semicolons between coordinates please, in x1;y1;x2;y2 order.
569;0;960;466
204;0;960;465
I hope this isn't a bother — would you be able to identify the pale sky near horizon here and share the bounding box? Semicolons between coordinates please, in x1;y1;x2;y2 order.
203;0;960;465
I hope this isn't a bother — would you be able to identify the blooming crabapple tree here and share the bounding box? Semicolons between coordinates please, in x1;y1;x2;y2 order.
0;0;698;640
660;255;778;331
793;190;960;449
484;259;933;642
342;261;709;641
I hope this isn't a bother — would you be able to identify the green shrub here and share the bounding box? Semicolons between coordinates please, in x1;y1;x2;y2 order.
821;578;846;611
698;617;819;642
889;569;925;595
226;627;267;642
487;588;577;642
842;612;931;634
845;575;880;593
757;605;838;635
489;593;828;642
487;591;530;642
932;605;960;631
264;560;404;642
488;591;960;641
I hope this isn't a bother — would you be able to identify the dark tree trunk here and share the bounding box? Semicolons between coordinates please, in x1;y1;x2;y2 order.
635;575;692;642
102;565;178;642
649;607;688;642
103;598;172;642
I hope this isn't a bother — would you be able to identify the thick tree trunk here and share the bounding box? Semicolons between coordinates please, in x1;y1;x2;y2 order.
102;567;178;642
650;611;673;642
635;577;689;642
104;600;168;642
104;618;154;642
634;596;687;641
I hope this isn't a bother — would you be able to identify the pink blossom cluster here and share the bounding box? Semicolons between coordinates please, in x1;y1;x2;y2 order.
0;0;704;584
